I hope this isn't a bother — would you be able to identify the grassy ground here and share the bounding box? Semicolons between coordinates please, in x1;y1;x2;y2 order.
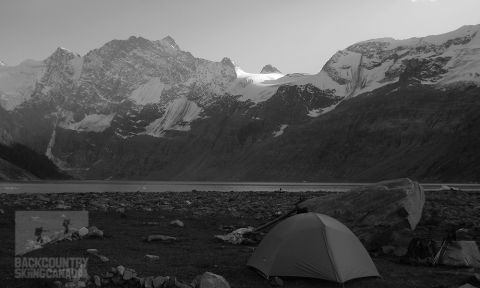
0;190;479;288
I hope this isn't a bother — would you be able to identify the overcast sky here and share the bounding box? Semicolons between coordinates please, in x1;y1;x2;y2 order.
1;0;479;74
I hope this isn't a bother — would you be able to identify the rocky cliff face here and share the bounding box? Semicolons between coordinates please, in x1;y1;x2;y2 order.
1;25;479;181
297;25;480;100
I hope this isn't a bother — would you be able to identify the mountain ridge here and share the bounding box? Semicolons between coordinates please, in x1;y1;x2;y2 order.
0;24;479;181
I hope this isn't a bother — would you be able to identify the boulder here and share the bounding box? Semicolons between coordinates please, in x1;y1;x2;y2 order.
298;178;425;251
116;265;125;276
86;226;104;238
123;268;136;280
78;227;89;237
192;272;230;288
214;227;255;245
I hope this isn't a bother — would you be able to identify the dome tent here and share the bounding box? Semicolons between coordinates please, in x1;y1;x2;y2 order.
247;213;380;283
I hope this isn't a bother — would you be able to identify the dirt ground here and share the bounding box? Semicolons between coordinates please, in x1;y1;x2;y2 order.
0;190;479;288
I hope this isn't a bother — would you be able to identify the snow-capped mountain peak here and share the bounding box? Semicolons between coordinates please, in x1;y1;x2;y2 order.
228;66;293;103
260;64;281;74
296;23;480;102
47;47;79;62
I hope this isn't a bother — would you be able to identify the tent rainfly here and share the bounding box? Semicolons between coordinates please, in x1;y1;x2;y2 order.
247;213;380;283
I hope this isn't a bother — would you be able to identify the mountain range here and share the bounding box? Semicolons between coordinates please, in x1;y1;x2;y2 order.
1;24;479;181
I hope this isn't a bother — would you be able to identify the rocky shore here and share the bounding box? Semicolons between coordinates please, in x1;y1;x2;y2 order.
0;190;479;288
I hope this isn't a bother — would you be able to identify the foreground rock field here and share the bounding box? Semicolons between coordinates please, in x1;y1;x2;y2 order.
0;190;479;287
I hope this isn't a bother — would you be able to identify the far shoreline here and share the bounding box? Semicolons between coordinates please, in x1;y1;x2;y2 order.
1;181;480;194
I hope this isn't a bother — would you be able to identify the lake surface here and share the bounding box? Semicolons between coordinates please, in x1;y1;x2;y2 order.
1;181;479;194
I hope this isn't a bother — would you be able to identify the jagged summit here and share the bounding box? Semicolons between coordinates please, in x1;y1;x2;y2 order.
221;57;235;68
53;47;74;55
260;64;281;74
160;35;180;50
44;47;79;64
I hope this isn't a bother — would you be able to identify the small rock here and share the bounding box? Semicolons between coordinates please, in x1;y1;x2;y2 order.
270;276;284;287
104;272;114;278
123;268;135;280
101;278;110;286
87;226;104;238
144;276;154;288
116;265;125;276
146;234;177;242
228;208;241;218
64;282;76;288
381;245;395;255
111;274;123;285
166;277;177;288
98;255;109;262
86;248;98;254
175;278;192;288
153;276;169;288
145;254;160;261
170;219;185;227
456;228;474;240
56;204;71;210
93;275;101;287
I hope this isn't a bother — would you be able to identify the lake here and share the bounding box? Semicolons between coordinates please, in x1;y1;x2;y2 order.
1;181;479;194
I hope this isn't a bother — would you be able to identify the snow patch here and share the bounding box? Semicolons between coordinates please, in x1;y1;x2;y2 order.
45;127;57;161
60;113;115;132
129;78;167;105
308;103;339;117
229;67;296;103
273;124;288;137
144;98;202;137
